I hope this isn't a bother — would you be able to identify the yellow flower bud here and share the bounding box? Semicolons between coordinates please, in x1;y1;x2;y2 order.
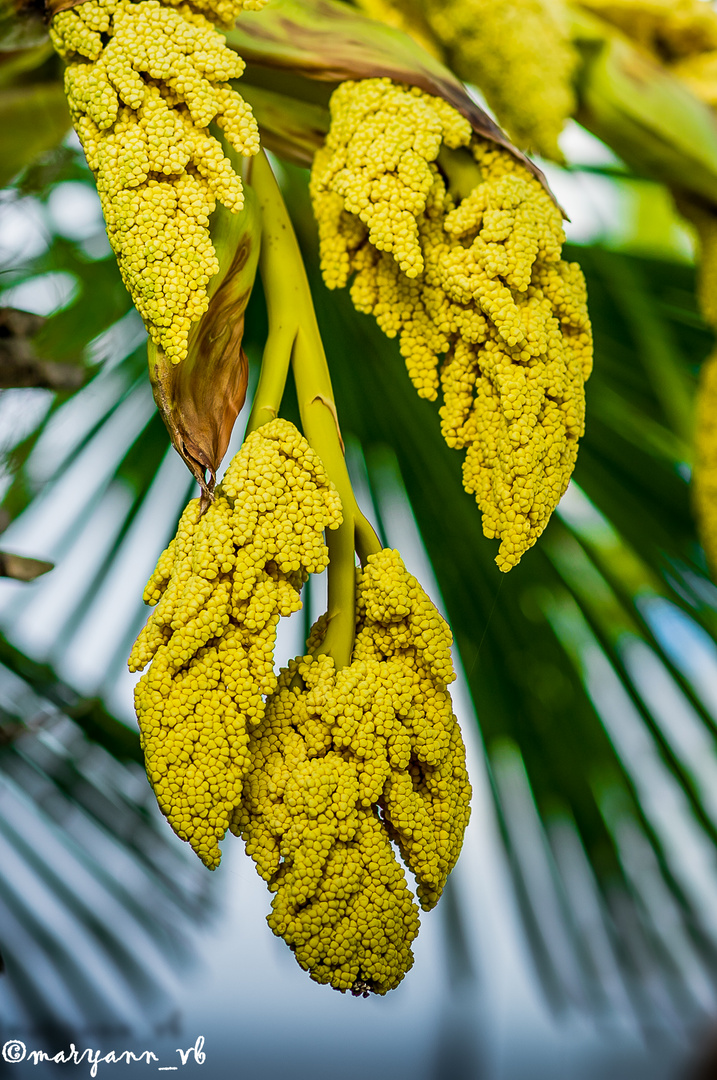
311;78;592;571
233;547;470;993
51;0;264;364
128;419;342;869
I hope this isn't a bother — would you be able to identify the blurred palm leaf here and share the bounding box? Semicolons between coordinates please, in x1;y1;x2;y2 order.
0;147;217;1035
0;630;214;1036
0;83;69;188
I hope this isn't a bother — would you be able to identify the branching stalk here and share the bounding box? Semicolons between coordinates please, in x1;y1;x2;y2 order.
247;150;380;668
245;153;296;434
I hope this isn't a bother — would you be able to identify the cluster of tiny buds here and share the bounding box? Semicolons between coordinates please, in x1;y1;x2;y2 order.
234;546;471;993
51;0;265;363
129;420;342;869
311;78;592;571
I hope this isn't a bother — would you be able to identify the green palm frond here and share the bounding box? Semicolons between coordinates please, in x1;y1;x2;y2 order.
0;631;214;1031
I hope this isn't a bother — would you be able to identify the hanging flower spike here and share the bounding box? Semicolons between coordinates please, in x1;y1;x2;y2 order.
198;151;471;996
311;78;592;572
50;0;266;365
234;651;422;997
128;419;342;869
234;548;470;994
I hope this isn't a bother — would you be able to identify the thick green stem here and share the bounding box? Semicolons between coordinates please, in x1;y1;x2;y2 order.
245;152;295;434
293;327;360;668
248;150;380;669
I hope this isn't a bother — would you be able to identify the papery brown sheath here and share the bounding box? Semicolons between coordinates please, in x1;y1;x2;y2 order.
149;166;261;506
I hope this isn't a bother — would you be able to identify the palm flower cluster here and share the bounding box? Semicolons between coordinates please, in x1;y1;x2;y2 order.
232;548;470;994
41;0;610;995
12;0;717;1018
356;0;577;160
592;1;717;570
128;419;342;869
131;425;470;990
124;128;475;987
311;78;592;572
579;0;717;72
420;0;577;161
50;0;265;364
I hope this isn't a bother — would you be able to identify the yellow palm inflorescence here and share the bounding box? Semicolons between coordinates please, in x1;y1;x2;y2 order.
128;419;342;869
51;0;265;364
232;548;471;994
675;200;717;575
577;0;717;107
311;79;592;572
578;0;717;62
695;350;717;574
420;0;577;161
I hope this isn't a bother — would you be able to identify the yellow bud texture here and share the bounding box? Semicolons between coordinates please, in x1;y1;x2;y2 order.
128;419;342;869
681;202;717;576
695;350;717;575
51;0;265;364
578;0;717;62
311;79;593;571
233;548;471;994
420;0;577;160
